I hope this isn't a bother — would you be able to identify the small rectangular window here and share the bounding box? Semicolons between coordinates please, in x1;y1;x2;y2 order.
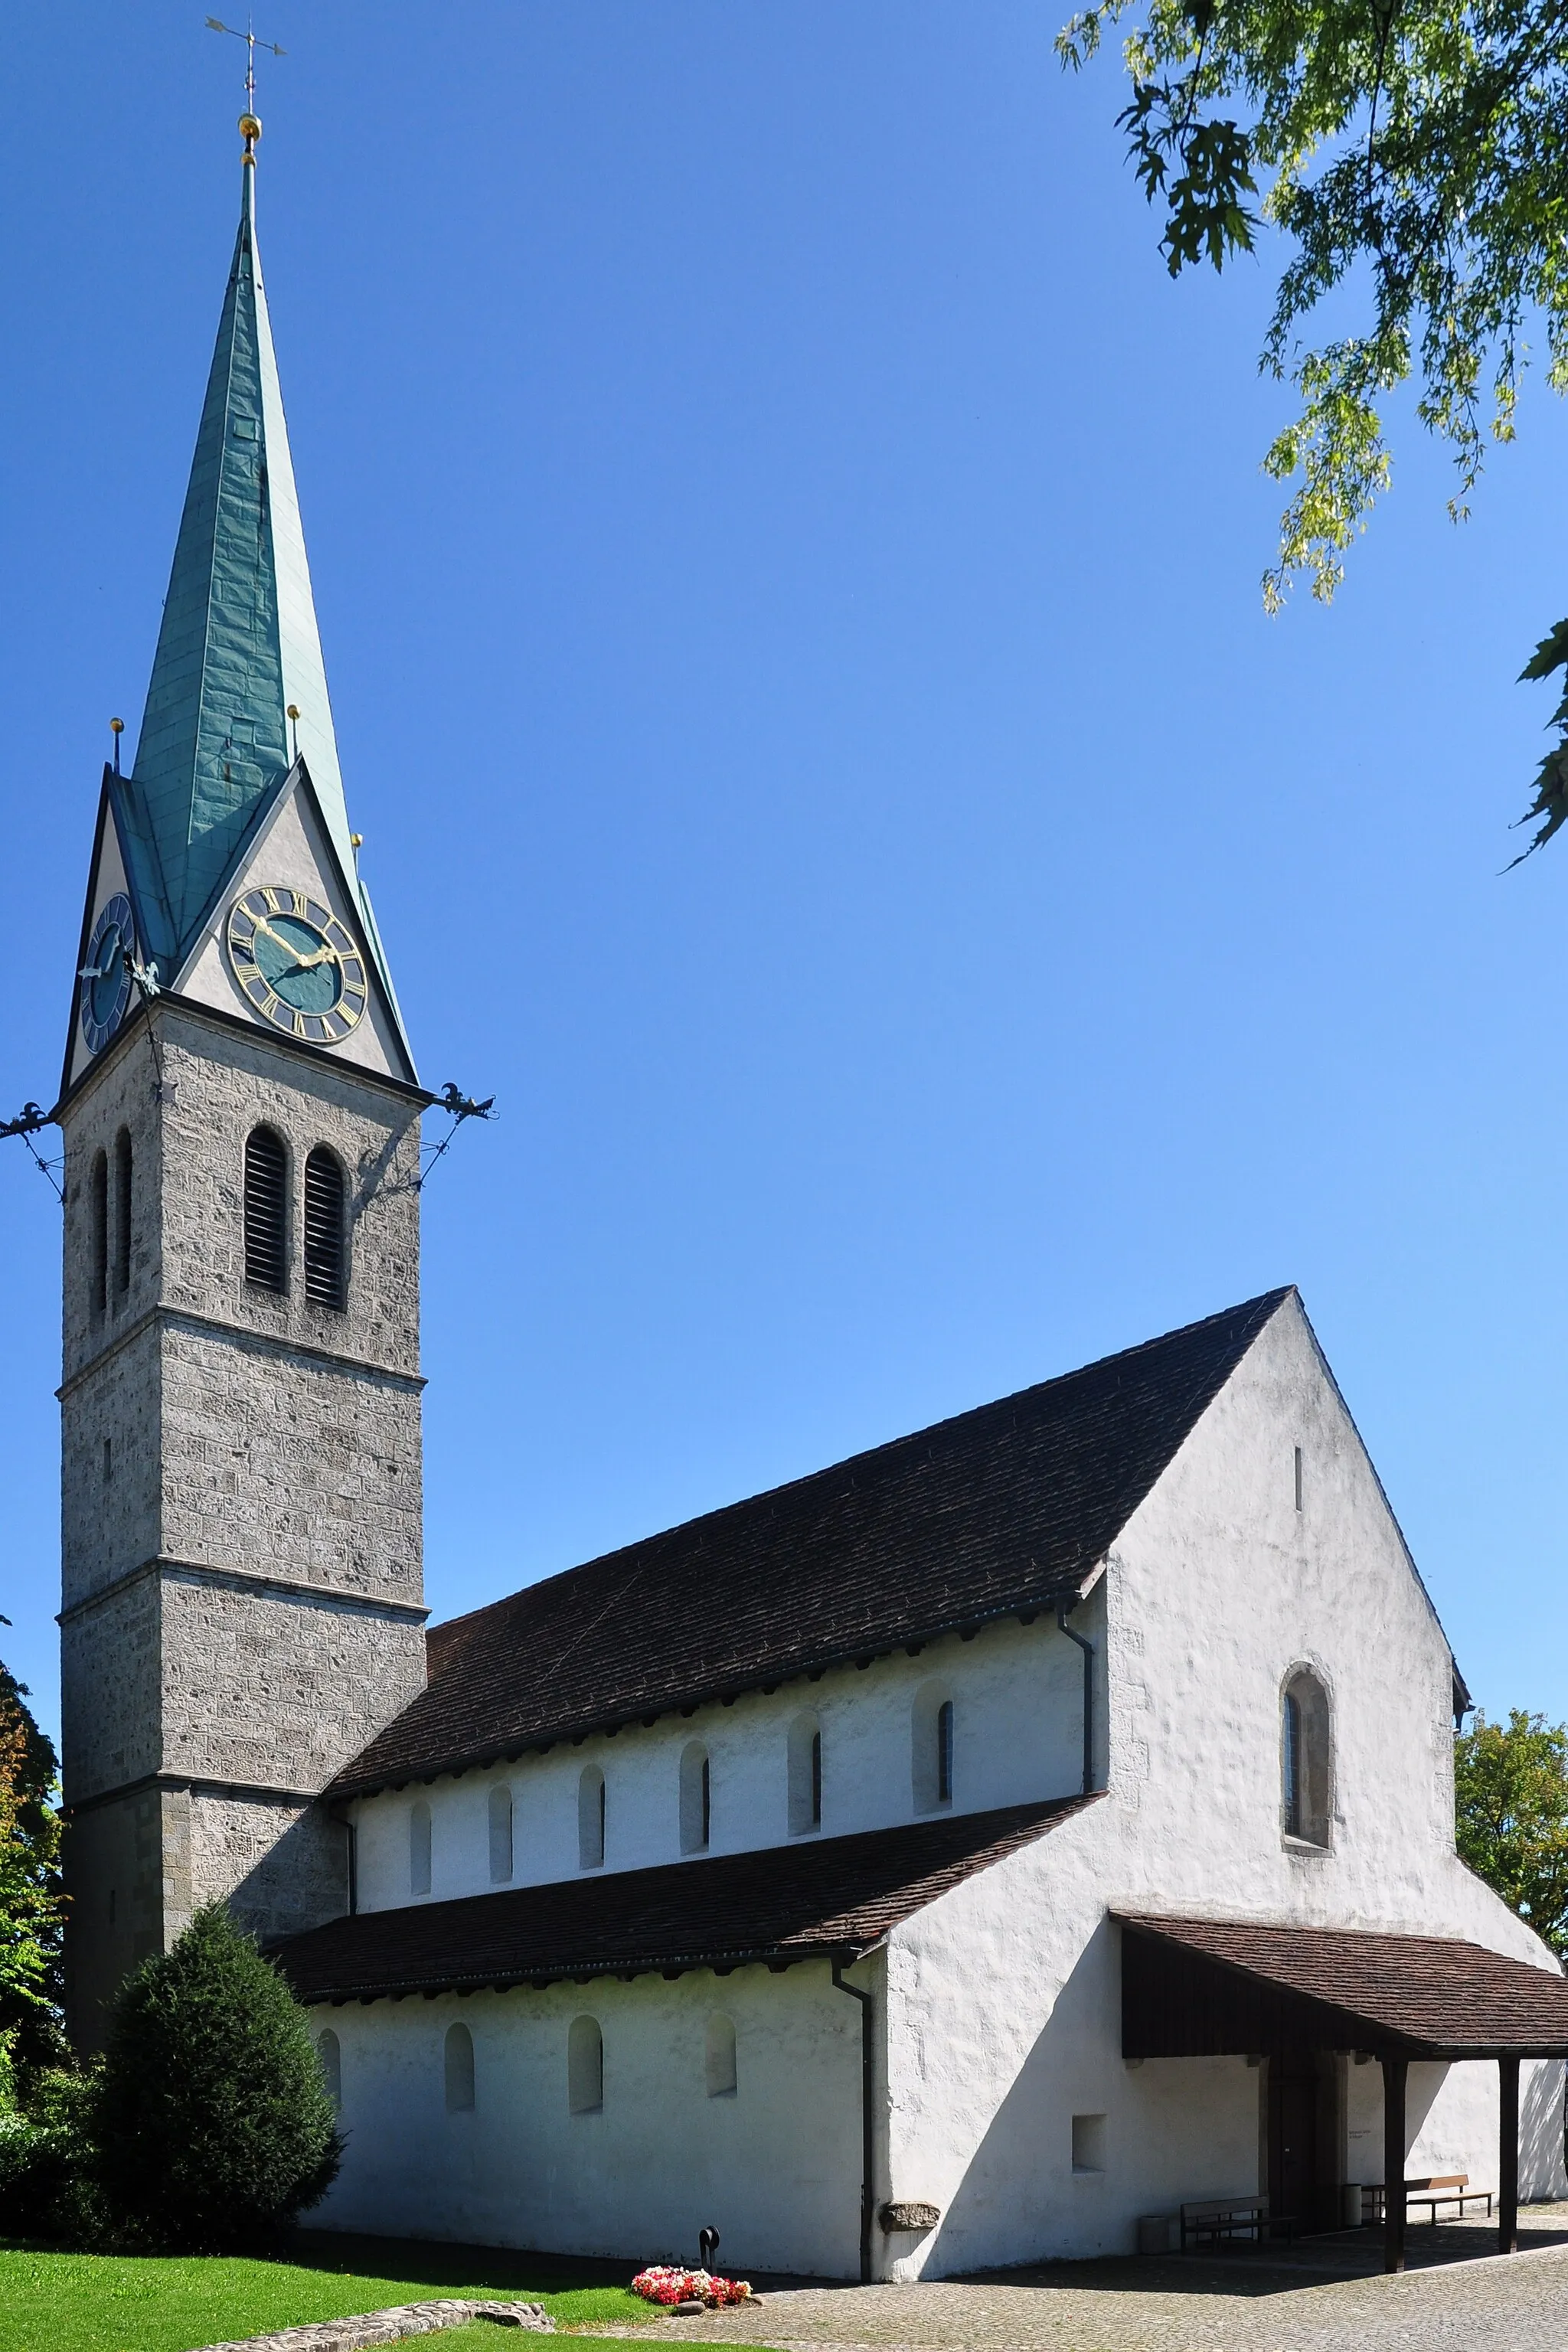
1294;1446;1304;1514
1071;2113;1106;2173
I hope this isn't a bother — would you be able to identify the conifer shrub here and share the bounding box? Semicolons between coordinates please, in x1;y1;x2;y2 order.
95;1903;340;2252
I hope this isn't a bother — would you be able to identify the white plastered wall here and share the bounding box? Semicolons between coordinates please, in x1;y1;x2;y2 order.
305;1960;862;2274
348;1611;1096;1911
875;1292;1566;2278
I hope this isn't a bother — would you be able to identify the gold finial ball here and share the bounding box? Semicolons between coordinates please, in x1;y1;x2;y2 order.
286;704;301;722
239;111;262;142
109;717;125;735
350;834;364;850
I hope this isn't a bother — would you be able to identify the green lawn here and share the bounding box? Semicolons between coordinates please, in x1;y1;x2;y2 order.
0;2234;676;2352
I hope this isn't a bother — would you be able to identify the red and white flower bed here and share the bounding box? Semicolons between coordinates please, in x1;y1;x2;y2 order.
631;2266;753;2308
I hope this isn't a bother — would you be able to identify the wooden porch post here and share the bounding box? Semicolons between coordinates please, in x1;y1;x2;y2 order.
1381;2053;1407;2274
1498;2055;1520;2255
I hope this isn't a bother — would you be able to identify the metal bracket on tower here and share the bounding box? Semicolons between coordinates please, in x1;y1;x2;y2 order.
416;1083;497;1192
0;1102;63;1203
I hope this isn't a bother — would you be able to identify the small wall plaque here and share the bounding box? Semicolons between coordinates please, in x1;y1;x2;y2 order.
880;2200;941;2233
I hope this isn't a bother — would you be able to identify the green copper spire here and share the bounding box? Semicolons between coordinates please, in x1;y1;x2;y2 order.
122;151;358;973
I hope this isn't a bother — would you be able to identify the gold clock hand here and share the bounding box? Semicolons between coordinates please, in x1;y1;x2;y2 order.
276;943;338;978
250;916;336;977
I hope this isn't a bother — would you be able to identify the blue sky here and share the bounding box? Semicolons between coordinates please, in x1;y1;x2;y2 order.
3;3;1566;1747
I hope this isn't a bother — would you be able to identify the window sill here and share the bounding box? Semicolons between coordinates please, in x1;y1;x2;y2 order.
1282;1834;1331;1857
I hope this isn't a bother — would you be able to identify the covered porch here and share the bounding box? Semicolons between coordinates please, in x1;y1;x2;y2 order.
1117;1912;1568;2272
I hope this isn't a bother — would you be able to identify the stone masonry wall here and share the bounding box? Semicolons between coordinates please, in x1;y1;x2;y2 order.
60;1573;162;1805
158;1325;421;1599
60;1323;164;1604
188;1791;351;1942
59;995;429;2034
160;1576;427;1792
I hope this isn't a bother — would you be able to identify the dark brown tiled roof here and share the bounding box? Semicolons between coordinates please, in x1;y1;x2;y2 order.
1119;1913;1568;2058
333;1289;1292;1798
274;1797;1093;2004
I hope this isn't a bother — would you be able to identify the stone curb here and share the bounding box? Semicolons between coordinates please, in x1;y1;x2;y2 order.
195;2299;555;2352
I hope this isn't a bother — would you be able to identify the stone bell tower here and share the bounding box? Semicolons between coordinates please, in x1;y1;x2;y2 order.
59;119;430;2043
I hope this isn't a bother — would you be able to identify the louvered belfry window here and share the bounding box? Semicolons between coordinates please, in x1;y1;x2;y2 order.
303;1145;346;1308
243;1126;289;1292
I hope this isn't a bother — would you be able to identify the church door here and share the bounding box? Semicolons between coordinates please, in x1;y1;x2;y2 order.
1267;2052;1341;2234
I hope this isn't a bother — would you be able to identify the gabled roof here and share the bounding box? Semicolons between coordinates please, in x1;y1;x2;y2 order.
275;1796;1093;2004
109;154;408;1062
329;1289;1293;1801
1119;1912;1568;2059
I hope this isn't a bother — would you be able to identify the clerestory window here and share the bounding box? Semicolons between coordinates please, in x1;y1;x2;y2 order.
912;1684;956;1814
680;1743;710;1854
488;1783;514;1883
787;1713;822;1835
578;1766;606;1870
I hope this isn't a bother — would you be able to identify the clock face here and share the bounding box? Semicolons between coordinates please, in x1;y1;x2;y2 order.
225;886;368;1044
80;893;136;1054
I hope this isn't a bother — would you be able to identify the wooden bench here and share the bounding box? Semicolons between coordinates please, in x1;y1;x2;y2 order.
1359;2175;1494;2226
1180;2195;1298;2250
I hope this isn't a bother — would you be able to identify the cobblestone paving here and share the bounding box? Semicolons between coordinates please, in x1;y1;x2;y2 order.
596;2207;1568;2351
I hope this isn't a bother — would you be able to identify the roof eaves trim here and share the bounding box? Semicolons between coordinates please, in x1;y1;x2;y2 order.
293;1936;886;2010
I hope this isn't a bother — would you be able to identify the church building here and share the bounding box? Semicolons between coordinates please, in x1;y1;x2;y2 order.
57;127;1568;2282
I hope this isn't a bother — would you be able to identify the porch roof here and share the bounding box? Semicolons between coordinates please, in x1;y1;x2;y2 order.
273;1795;1093;2005
1118;1911;1568;2060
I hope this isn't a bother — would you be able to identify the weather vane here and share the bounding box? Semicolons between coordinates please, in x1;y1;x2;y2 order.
206;15;286;151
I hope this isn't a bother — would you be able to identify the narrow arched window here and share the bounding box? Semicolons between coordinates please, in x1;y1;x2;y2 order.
579;1765;605;1869
243;1125;289;1291
315;2028;341;2112
444;2022;475;2112
410;1798;432;1896
705;2013;737;2099
788;1713;822;1835
567;2014;603;2112
113;1128;132;1297
303;1145;347;1308
488;1783;514;1883
1282;1690;1302;1833
912;1684;956;1813
680;1743;710;1854
90;1149;109;1314
1281;1668;1332;1846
